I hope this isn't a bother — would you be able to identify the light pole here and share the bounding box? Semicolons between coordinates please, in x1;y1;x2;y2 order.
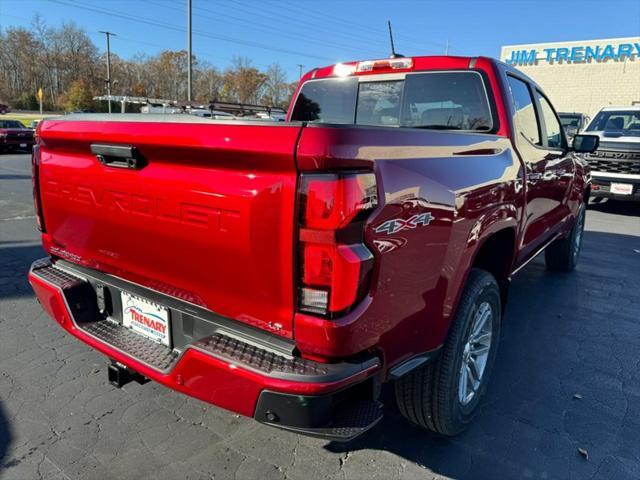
297;64;304;80
99;30;116;113
187;0;192;103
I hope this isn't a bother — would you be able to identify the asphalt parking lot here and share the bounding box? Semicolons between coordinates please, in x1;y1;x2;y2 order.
1;152;639;480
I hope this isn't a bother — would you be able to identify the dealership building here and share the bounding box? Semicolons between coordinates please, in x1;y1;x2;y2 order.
500;37;640;118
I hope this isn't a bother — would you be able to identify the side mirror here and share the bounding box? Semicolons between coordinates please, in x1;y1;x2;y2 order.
572;134;599;153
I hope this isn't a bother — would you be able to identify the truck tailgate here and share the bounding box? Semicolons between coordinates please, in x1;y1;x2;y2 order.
37;117;301;338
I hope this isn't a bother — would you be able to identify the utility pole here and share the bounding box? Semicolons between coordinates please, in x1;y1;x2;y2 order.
99;31;116;113
297;64;304;79
445;39;450;56
187;0;192;103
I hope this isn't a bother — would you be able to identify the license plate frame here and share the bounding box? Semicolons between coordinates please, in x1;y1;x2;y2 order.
610;182;633;195
121;291;171;347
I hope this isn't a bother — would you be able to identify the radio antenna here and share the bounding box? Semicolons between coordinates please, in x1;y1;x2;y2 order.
387;21;404;58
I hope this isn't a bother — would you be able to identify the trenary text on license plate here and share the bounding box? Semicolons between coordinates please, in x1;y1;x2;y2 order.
611;183;633;195
121;292;171;346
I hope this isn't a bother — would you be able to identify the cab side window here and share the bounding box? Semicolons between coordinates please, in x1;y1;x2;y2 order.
506;76;540;145
536;92;564;149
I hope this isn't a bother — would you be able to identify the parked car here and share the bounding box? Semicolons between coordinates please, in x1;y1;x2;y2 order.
559;112;590;142
28;55;597;441
0;119;35;152
582;106;640;201
0;104;10;114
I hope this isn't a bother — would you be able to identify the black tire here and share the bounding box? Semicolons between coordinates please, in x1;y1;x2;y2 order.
395;269;501;436
544;204;585;272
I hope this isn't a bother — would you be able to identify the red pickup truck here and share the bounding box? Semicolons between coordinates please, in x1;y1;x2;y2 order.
28;55;598;441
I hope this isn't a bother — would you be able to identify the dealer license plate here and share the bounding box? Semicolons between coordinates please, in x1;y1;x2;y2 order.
121;291;171;346
610;183;633;195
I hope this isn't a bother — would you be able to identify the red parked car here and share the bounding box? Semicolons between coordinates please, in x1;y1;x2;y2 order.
28;55;598;440
0;119;35;153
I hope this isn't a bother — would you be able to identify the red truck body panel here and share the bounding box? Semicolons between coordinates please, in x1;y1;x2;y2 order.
294;125;522;365
37;120;301;338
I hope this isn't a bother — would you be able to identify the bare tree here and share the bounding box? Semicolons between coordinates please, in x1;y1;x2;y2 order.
223;57;267;104
194;62;223;102
262;63;289;108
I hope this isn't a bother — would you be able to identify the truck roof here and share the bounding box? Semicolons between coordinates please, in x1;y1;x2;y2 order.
598;106;640;112
302;55;492;81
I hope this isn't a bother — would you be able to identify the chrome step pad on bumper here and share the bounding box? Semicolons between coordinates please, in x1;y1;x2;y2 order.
83;320;179;371
30;259;379;381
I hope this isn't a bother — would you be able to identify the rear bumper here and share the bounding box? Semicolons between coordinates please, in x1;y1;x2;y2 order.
28;258;382;440
591;172;640;201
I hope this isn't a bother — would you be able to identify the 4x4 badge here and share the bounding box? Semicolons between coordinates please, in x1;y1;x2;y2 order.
375;212;434;235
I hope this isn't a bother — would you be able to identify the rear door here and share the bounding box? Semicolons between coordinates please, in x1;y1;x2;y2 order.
505;75;571;264
532;89;575;225
38;118;302;338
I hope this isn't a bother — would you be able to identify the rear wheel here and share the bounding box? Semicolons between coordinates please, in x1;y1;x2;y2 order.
395;269;501;436
545;205;585;272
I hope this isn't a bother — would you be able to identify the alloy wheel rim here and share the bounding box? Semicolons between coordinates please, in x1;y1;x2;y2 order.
458;301;493;406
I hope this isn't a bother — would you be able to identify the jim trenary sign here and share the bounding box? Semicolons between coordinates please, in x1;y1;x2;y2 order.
507;42;640;66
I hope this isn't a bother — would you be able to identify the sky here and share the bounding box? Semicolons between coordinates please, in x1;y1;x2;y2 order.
1;0;639;81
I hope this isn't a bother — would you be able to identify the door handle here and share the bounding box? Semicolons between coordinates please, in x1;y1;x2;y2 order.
91;144;145;169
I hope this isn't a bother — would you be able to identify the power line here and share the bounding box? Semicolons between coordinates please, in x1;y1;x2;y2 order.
130;0;443;60
217;0;443;56
250;0;445;52
273;0;446;50
146;0;384;57
48;0;336;61
217;0;395;53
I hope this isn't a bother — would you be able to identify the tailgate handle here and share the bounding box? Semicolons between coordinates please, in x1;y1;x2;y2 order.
91;144;145;169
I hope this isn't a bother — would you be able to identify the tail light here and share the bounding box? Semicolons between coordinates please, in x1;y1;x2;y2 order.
31;145;46;232
332;58;414;77
357;57;413;73
297;172;377;317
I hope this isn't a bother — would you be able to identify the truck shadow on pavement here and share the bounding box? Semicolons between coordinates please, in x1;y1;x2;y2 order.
0;403;12;469
327;230;640;480
0;242;45;300
588;198;640;217
0;174;31;181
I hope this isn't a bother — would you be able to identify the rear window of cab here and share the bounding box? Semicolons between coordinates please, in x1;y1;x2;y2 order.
291;71;494;132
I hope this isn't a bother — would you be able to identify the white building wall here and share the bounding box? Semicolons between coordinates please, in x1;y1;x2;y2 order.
500;37;640;119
